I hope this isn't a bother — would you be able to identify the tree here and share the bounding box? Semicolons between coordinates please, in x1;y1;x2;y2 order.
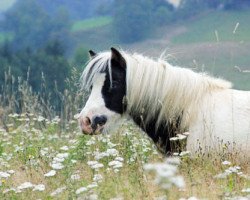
178;0;208;19
113;0;153;43
0;40;71;103
73;46;89;70
113;0;173;43
3;0;71;51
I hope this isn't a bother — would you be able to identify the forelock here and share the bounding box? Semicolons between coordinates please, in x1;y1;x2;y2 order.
81;52;111;91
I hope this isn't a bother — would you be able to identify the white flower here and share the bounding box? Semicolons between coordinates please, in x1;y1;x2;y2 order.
214;172;229;179
86;140;96;146
50;186;67;196
71;174;80;180
17;182;33;190
53;157;65;163
87;161;104;169
179;151;190;157
87;182;98;189
71;159;77;164
44;170;56;177
187;197;199;200
107;142;117;148
37;116;45;122
115;157;124;162
91;163;104;170
144;157;185;189
107;148;119;156
33;184;45;191
76;187;88;195
166;157;181;165
113;163;123;169
226;166;241;173
242;188;250;193
51;162;64;170
56;153;69;159
93;174;103;182
60;146;69;151
40;148;49;156
3;188;17;194
222;160;231;165
94;152;109;160
8;113;19;118
87;161;99;166
0;171;10;178
108;160;123;169
170;176;185;188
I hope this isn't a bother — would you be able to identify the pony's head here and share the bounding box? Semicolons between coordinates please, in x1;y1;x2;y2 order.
79;48;127;135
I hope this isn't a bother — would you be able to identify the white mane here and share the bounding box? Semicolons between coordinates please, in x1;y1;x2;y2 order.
81;52;112;91
81;51;232;130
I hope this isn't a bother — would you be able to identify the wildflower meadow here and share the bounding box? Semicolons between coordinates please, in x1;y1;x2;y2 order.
0;72;249;200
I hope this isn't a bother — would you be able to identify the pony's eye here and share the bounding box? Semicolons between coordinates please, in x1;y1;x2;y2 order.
111;81;119;89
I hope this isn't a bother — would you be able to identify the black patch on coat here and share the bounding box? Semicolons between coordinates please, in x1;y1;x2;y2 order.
101;59;127;114
98;48;183;154
131;112;182;154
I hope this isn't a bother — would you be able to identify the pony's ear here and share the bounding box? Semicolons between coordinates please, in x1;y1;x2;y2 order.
89;50;97;58
111;47;126;69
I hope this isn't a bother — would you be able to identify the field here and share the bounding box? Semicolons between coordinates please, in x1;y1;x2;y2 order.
171;10;250;44
0;112;250;200
71;16;113;33
0;71;249;200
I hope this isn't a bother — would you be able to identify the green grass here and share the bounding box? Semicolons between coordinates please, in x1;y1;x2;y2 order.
172;10;250;44
0;113;249;200
170;43;250;90
0;62;249;199
71;16;113;33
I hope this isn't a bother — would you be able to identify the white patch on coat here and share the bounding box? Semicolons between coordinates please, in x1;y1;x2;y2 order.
80;73;121;131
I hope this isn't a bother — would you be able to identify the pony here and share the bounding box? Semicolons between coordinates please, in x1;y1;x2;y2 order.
78;47;250;155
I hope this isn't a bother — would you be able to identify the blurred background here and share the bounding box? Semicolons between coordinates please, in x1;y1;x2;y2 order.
0;0;250;113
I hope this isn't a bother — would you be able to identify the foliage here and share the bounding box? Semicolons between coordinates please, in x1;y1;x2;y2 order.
177;0;208;19
111;0;250;43
37;0;113;20
72;46;90;68
0;40;73;112
2;0;71;51
113;0;174;43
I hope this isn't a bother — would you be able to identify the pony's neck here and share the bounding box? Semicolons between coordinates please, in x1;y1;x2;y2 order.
125;54;232;130
130;110;182;154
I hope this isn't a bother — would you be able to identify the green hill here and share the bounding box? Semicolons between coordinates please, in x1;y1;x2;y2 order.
123;10;250;90
71;16;113;33
172;10;250;44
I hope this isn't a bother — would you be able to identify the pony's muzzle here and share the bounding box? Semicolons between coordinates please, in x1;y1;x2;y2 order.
79;115;107;135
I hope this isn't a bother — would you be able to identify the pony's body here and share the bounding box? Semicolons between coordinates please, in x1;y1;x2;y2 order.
79;48;250;156
188;89;250;153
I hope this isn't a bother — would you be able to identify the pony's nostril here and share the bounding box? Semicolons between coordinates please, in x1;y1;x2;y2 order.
92;115;107;126
85;116;91;126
